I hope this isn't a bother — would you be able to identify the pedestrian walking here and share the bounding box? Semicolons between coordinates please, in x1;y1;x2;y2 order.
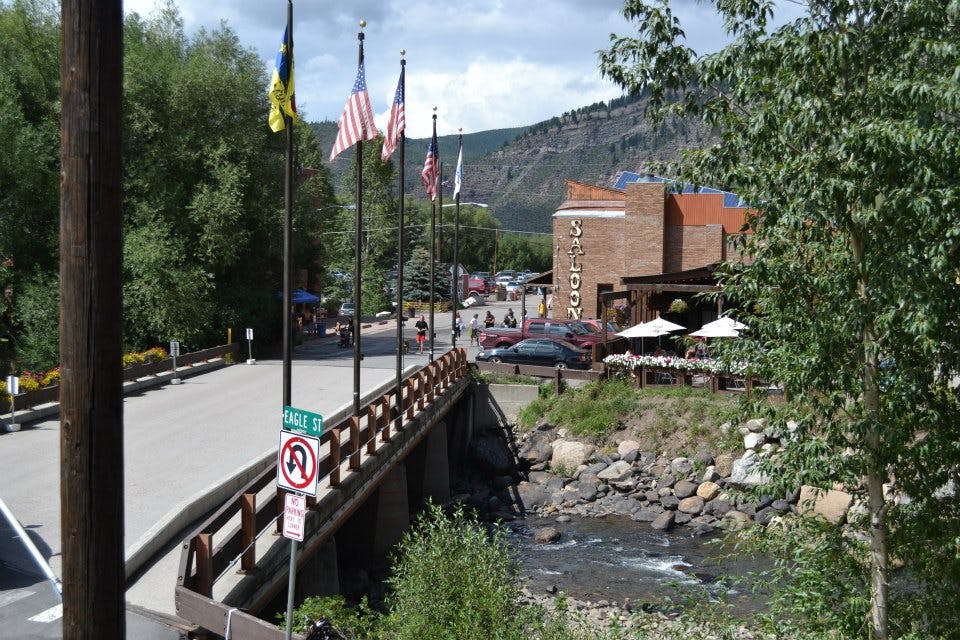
415;315;429;354
454;312;463;339
469;314;479;345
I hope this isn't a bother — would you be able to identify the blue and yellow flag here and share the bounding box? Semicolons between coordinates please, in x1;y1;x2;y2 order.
268;25;298;132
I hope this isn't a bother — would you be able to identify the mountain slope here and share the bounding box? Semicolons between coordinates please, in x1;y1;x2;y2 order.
311;93;713;233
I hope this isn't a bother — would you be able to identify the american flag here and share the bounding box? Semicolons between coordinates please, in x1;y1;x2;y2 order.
421;133;439;201
330;61;379;162
380;68;405;162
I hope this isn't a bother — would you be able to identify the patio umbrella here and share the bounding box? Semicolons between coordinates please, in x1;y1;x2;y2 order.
700;316;747;331
690;324;740;338
617;317;686;352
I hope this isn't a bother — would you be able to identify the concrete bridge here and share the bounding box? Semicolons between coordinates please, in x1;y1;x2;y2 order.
174;349;475;640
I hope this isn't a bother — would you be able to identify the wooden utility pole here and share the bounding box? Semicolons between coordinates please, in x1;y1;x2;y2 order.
60;2;126;639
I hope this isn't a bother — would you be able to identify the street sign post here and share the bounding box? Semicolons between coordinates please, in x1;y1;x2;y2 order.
282;405;324;437
277;430;320;497
169;341;182;385
5;375;19;433
245;327;255;365
282;493;306;541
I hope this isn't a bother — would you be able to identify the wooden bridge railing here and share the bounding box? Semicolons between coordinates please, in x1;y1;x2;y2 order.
175;349;469;623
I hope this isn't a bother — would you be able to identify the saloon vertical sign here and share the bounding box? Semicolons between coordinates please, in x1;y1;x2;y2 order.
566;219;584;319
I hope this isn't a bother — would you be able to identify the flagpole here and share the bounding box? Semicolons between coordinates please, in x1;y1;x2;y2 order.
282;0;294;409
353;23;366;419
429;108;437;361
395;52;406;427
281;8;296;640
451;130;462;349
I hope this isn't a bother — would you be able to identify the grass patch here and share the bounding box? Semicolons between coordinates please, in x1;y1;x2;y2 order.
516;378;744;457
545;378;637;440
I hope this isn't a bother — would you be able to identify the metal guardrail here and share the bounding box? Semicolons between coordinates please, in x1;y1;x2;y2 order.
10;343;239;411
174;349;470;640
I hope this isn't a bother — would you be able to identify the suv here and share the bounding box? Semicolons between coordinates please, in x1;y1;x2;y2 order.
338;302;355;317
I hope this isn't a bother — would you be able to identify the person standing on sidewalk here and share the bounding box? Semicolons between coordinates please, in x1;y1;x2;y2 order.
469;313;479;345
415;315;429;354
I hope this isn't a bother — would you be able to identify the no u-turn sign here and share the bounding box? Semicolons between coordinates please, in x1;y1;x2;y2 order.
277;430;320;497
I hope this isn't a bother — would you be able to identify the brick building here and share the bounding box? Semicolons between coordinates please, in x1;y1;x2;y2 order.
550;173;754;324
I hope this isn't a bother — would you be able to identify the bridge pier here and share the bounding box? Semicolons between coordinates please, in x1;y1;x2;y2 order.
405;421;450;511
296;538;339;601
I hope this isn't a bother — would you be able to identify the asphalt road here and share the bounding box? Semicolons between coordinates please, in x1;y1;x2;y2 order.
0;296;523;624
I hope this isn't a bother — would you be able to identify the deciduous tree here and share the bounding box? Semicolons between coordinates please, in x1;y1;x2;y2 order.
601;1;960;637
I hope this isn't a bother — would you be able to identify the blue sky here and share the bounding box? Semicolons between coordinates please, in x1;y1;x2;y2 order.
124;1;805;139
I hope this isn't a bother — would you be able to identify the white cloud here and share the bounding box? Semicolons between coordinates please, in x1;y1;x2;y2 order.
124;0;806;137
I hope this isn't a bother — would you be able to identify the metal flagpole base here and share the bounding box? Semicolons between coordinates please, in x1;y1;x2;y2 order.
246;359;257;365
171;378;183;385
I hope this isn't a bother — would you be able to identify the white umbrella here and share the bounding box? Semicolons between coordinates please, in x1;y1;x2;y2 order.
617;317;686;352
701;316;747;331
690;324;740;338
616;324;670;339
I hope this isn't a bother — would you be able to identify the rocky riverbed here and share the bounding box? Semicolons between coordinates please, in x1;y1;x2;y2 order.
452;413;863;635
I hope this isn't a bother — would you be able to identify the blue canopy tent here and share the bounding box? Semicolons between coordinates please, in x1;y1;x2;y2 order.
277;288;320;305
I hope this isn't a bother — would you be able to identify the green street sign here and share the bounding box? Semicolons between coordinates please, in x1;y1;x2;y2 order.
282;405;324;437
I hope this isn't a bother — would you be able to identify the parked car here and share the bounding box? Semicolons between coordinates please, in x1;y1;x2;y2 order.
578;318;622;336
504;281;524;296
478;318;603;350
476;338;591;369
494;270;517;285
338;302;355;317
467;277;488;296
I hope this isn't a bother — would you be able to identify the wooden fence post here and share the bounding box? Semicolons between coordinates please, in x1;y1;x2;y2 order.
366;405;378;455
407;378;417;419
380;394;391;443
196;533;213;598
417;370;429;411
240;493;255;571
350;416;361;470
329;429;341;487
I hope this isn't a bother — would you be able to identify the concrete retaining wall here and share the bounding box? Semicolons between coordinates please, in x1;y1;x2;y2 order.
473;383;540;430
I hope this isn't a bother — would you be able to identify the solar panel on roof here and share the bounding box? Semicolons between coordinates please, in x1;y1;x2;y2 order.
613;171;750;208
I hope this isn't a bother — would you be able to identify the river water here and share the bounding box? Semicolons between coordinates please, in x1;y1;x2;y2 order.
510;515;769;613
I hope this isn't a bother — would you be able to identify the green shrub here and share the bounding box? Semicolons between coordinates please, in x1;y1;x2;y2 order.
384;502;526;640
279;594;381;639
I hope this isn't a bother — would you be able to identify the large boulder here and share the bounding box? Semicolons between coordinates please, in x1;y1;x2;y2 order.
678;496;705;514
714;453;735;478
660;495;680;510
632;506;662;522
673;481;698;499
696;481;721;502
618;439;641;458
532;526;562;544
730;451;770;486
597;460;633;483
651;511;676;531
550;440;595;473
571;479;599;502
798;485;853;524
671;457;694;476
743;432;765;450
516;482;550;510
519;440;553;465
